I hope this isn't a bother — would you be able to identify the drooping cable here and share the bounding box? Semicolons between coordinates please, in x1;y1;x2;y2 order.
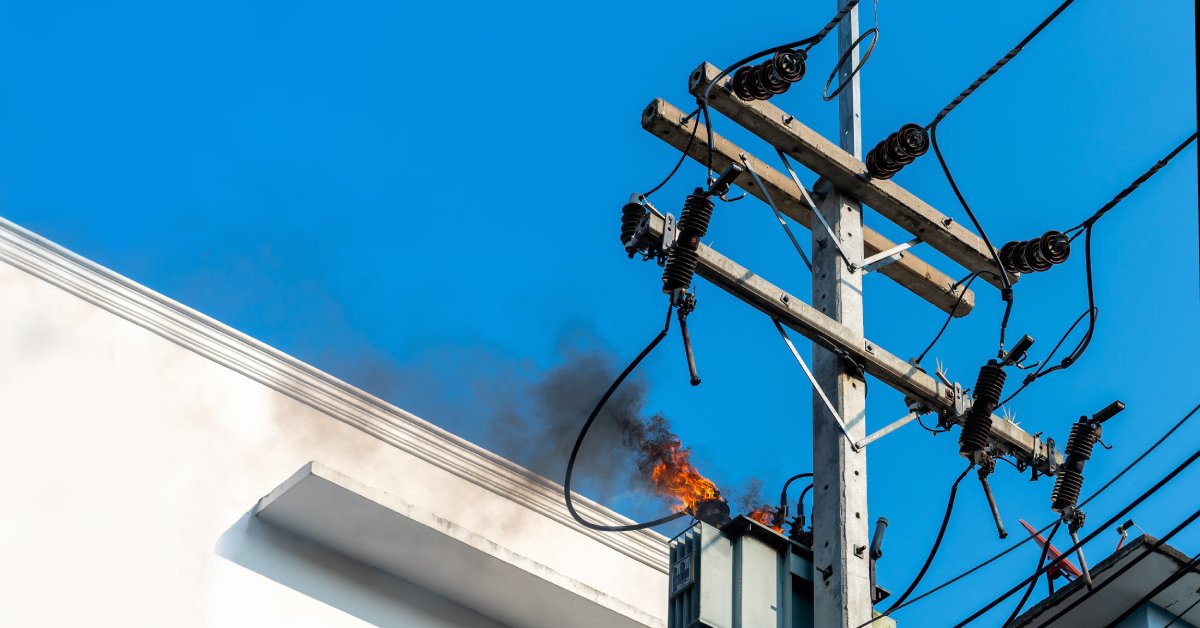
697;0;862;176
929;124;1013;354
860;402;1200;627
883;463;973;613
1039;509;1200;626
642;107;703;200
913;271;978;365
953;442;1200;626
929;0;1076;128
1002;519;1062;627
1003;132;1197;399
563;304;688;532
997;306;1096;407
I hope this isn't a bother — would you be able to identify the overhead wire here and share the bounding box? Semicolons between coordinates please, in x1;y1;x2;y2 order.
882;463;973;613
860;401;1200;627
953;441;1200;626
1003;132;1195;404
1164;596;1200;628
1003;519;1062;627
697;0;863;178
563;303;689;532
1110;552;1200;627
920;0;1078;355
913;271;979;365
1038;509;1200;626
642;107;703;200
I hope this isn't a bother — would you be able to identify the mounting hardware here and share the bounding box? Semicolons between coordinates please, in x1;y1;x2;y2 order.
999;231;1070;275
865;123;930;179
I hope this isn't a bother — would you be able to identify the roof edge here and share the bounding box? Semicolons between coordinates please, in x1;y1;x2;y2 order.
0;215;669;573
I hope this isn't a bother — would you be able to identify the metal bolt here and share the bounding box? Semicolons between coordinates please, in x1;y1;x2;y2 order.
865;343;875;353
780;293;791;304
783;114;794;124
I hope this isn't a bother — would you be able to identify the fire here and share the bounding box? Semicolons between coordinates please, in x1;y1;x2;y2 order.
747;505;784;533
636;417;722;514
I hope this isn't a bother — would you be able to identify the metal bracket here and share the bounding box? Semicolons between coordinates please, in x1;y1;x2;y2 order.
661;213;677;251
854;410;924;450
861;237;922;274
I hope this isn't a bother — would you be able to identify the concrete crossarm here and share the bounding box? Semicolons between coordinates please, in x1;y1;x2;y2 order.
687;62;1019;290
642;98;975;317
642;212;1058;471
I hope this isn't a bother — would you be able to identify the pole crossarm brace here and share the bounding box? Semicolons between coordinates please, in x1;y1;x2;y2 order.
641;212;1058;472
687;62;1020;289
642;98;975;317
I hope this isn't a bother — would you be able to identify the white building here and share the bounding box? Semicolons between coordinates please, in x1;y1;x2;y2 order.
0;217;668;627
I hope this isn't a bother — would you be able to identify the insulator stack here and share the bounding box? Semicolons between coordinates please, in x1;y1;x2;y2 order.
999;230;1071;275
1052;420;1099;513
864;124;930;179
662;191;714;293
731;50;808;101
620;198;646;257
959;361;1006;456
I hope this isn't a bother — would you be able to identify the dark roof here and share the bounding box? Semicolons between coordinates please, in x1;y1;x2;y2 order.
1011;535;1200;627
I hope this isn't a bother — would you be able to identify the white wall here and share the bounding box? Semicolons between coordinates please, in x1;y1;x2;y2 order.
0;220;667;628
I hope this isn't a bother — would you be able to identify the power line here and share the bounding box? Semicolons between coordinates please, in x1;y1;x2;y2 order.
865;401;1200;627
563;304;689;532
882;463;973;613
1109;551;1200;627
912;271;978;365
1003;519;1063;627
1036;508;1200;626
929;0;1076;128
954;441;1200;626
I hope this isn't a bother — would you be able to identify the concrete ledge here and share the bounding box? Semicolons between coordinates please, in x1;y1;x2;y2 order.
255;462;661;628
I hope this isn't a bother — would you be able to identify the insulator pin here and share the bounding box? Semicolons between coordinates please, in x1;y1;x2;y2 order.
1052;420;1099;513
731;50;808;102
865;123;930;179
959;361;1006;456
662;191;714;293
620;196;647;257
999;230;1071;275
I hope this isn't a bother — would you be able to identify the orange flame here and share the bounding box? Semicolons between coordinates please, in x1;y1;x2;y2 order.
747;505;784;533
638;419;722;513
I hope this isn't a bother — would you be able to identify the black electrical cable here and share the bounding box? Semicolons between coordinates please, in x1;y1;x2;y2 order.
696;1;863;176
954;443;1200;626
913;271;979;365
860;401;1200;628
928;0;1076;128
928;124;1014;354
883;463;973;614
563;304;689;532
916;414;949;434
1109;552;1200;627
798;483;814;516
997;306;1096;407
1039;509;1200;626
780;472;814;503
1165;597;1200;628
643;107;703;200
1002;132;1197;400
1065;132;1198;233
1003;519;1061;627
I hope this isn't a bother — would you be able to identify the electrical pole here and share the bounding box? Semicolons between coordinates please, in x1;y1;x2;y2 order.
811;1;871;625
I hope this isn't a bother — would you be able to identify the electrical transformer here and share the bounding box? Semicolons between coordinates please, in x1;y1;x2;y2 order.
668;516;895;628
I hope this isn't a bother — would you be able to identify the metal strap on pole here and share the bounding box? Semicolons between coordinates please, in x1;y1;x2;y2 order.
773;319;854;444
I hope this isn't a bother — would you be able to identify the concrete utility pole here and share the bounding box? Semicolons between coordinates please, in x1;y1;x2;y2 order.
811;1;871;625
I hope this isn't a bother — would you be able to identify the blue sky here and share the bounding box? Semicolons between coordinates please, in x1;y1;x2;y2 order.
1;1;1196;625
